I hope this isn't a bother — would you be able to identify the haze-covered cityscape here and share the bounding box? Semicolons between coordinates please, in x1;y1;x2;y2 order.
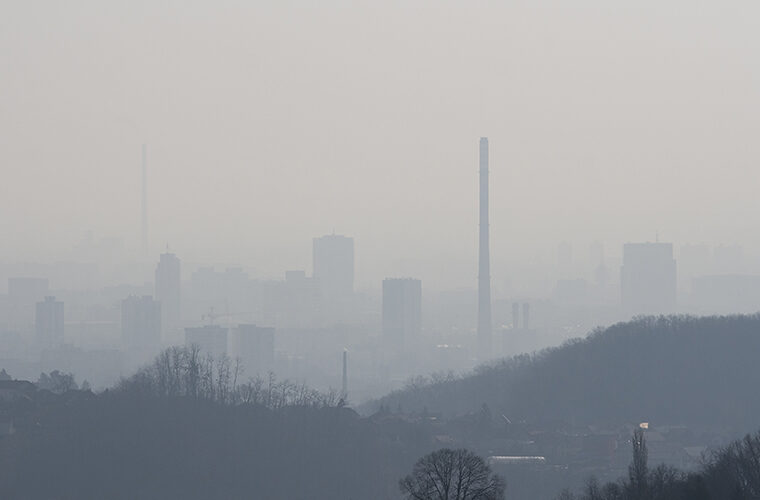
3;2;760;499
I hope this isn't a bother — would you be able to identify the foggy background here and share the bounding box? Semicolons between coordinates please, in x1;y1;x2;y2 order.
3;1;760;293
6;3;760;499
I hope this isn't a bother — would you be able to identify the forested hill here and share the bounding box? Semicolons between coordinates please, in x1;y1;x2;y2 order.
366;315;760;430
0;349;433;500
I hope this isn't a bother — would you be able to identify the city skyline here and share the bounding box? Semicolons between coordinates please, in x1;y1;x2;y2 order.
4;3;760;499
3;3;760;293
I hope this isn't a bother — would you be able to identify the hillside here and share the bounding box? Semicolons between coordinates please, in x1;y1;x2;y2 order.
365;315;760;431
0;351;434;500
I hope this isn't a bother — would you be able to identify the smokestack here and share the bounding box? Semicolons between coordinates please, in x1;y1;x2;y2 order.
477;137;492;358
141;144;148;259
522;302;531;331
341;349;348;399
512;302;520;329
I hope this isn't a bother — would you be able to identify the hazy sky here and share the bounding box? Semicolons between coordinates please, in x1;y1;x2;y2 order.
2;1;759;290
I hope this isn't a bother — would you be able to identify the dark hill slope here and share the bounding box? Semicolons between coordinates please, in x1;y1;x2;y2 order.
367;315;760;429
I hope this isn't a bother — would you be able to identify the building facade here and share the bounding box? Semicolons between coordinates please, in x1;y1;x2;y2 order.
35;296;64;348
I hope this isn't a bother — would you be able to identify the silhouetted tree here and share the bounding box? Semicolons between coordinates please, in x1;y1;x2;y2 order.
400;448;505;500
626;428;648;499
552;428;713;500
36;370;77;393
703;430;760;499
116;346;343;410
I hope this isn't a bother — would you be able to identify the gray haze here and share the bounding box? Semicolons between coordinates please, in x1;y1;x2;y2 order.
3;1;760;292
6;3;760;500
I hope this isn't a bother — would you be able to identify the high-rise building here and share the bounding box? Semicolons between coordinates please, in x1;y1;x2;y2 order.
382;278;422;350
235;324;274;374
155;252;181;335
621;242;677;314
185;325;228;358
35;296;64;348
121;295;161;365
477;137;493;359
313;234;354;300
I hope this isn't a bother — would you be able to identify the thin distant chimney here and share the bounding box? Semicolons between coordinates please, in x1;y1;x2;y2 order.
342;349;348;399
477;138;493;359
141;144;148;258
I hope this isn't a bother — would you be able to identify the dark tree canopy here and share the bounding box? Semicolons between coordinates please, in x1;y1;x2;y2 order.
556;429;760;500
0;347;429;499
36;370;78;394
400;448;505;500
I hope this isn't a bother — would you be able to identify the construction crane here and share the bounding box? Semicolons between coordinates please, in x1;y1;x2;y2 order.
201;306;257;326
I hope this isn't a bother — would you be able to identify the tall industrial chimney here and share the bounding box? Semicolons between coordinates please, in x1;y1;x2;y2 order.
477;137;492;359
141;144;148;259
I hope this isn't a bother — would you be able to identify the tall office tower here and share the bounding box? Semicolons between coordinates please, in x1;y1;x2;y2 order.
477;137;493;359
235;324;274;374
313;234;354;300
9;277;49;333
35;296;64;348
185;325;228;358
141;144;148;258
382;278;422;350
155;252;181;336
621;242;677;315
121;295;161;366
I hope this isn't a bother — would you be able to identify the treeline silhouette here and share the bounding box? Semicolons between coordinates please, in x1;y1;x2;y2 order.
119;344;344;408
367;315;760;430
0;346;430;500
557;428;760;500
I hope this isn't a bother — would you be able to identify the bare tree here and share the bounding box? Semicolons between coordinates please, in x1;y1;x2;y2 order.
400;448;505;500
215;355;231;404
627;428;648;500
118;346;343;410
